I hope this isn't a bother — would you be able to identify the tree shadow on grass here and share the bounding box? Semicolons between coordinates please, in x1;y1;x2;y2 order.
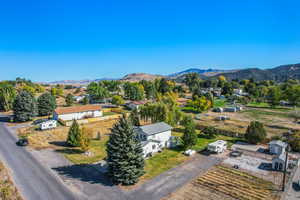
49;141;70;147
52;163;113;186
55;148;83;155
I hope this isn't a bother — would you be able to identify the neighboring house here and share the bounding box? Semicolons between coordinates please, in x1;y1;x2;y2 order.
40;120;57;130
269;140;289;171
134;122;173;157
126;101;147;110
207;140;227;153
269;140;287;155
53;105;103;121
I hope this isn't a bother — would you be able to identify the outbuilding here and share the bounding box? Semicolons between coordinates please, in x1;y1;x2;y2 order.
53;105;103;121
272;154;286;171
269;140;287;155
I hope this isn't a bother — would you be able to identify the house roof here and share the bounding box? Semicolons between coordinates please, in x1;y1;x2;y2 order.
136;122;172;136
54;105;101;115
273;153;286;161
269;140;287;147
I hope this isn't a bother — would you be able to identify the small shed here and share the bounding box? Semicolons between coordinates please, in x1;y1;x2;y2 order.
40;120;57;130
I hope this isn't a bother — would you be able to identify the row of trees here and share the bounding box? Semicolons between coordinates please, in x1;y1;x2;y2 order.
87;79;183;102
13;91;57;122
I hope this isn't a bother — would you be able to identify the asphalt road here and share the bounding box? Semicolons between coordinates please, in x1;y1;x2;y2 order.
0;122;81;200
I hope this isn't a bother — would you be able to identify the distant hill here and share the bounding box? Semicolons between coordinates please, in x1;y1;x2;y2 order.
42;78;115;86
168;68;230;77
39;63;300;85
214;63;300;81
120;73;164;82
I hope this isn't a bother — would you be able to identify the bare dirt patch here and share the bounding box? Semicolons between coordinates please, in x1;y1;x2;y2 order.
0;161;23;200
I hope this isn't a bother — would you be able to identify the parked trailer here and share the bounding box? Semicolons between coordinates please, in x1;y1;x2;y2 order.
207;140;227;153
40;120;57;130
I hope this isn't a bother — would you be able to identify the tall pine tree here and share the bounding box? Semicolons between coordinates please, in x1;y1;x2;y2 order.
37;92;56;116
106;115;144;185
67;120;82;147
13;90;37;122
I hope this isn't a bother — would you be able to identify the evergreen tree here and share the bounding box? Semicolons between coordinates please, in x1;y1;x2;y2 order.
37;93;56;116
182;120;197;150
67;120;82;147
245;121;266;144
13;91;37;122
106;115;145;185
65;94;74;106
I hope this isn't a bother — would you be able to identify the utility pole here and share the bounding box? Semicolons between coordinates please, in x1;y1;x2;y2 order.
282;130;291;191
282;146;289;191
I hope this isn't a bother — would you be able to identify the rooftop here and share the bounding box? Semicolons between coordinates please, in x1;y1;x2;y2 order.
136;122;172;136
54;105;101;115
269;140;287;147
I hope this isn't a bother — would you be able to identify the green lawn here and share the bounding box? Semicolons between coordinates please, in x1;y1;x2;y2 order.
142;148;188;181
60;137;108;164
213;99;227;108
242;109;291;119
246;102;292;111
103;112;117;116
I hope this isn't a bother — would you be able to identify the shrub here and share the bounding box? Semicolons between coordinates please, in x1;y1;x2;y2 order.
245;121;266;144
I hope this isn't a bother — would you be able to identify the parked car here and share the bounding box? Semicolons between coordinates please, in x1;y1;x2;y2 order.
184;149;196;156
233;165;239;169
16;138;29;146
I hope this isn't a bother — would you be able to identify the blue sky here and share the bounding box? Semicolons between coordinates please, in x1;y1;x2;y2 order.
0;0;300;82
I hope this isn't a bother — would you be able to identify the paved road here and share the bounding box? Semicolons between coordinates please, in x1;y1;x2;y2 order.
0;122;81;200
127;155;221;200
284;166;300;200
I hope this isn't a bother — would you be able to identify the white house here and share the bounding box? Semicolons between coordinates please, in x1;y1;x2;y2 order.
269;140;287;155
40;120;57;130
53;105;103;121
134;122;173;157
207;140;227;153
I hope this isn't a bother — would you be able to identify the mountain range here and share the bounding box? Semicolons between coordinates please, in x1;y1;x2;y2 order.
43;63;300;85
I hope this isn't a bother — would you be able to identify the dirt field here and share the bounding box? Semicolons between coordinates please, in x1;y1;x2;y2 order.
18;119;118;150
0;161;23;200
197;107;298;137
164;165;280;200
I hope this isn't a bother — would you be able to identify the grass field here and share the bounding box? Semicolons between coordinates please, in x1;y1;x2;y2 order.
142;148;188;181
213;99;227;108
165;165;279;200
60;138;108;164
0;162;23;200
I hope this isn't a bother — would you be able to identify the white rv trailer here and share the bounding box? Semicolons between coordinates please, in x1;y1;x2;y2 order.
207;140;227;153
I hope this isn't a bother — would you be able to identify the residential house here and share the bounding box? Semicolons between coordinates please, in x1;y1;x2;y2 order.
53;105;103;121
269;140;288;171
126;101;147;110
134;122;173;157
269;140;287;155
